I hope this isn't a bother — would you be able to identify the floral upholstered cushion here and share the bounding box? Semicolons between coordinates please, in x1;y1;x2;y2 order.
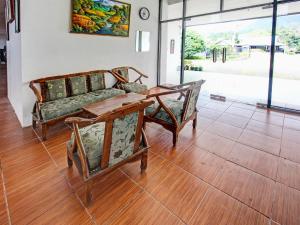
40;96;82;121
109;112;138;166
146;98;184;125
69;122;105;171
90;73;106;91
184;85;201;120
89;88;126;101
45;79;67;101
121;82;148;94
69;76;88;96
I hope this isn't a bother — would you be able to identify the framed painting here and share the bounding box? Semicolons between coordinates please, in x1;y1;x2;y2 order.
5;0;15;23
71;0;131;37
14;0;20;33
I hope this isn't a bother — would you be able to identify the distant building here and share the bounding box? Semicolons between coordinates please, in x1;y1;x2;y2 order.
235;36;285;52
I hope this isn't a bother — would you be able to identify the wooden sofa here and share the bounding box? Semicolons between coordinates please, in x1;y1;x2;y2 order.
30;70;125;140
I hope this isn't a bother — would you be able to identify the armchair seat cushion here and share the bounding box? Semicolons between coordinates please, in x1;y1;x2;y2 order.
69;123;105;171
121;82;148;94
145;98;184;125
90;88;126;100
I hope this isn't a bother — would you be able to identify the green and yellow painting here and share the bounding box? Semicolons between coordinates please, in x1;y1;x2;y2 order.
71;0;131;37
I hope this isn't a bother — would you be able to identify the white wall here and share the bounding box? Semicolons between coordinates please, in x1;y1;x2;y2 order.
7;0;159;127
7;20;23;124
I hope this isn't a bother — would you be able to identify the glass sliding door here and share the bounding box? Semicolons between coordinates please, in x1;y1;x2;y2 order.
272;1;300;110
183;6;273;104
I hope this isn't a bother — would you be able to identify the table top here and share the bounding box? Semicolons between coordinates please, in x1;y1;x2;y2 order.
83;92;147;117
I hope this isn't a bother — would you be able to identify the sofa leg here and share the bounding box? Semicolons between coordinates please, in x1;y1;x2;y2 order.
193;116;198;129
141;152;148;171
32;118;37;129
173;132;178;147
67;155;73;168
41;123;48;141
85;181;93;206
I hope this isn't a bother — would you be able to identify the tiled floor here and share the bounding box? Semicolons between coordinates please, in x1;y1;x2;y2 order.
0;93;300;224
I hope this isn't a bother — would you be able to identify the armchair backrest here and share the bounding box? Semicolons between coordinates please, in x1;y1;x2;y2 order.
112;67;129;81
69;100;154;177
182;80;205;121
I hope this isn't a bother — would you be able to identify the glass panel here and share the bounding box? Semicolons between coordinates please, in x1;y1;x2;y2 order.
160;20;183;85
272;1;300;110
136;31;150;52
186;0;220;17
184;6;273;104
161;0;183;21
224;0;272;10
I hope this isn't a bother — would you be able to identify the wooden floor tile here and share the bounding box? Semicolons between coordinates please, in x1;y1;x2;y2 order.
145;163;209;223
77;170;142;225
277;159;300;191
228;143;279;179
272;183;300;225
193;132;235;159
198;107;223;120
246;119;283;139
231;102;257;111
213;162;275;217
110;192;184;225
7;175;72;225
217;113;250;128
208;122;244;140
238;130;281;155
226;106;254;118
284;118;300;131
203;102;231;112
42;126;71;149
193;116;214;131
282;128;300;145
280;139;300;164
174;145;226;184
29;194;93;225
121;151;170;188
189;188;270;225
47;142;68;170
252;111;284;127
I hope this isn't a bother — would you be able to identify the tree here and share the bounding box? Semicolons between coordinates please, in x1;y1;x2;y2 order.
184;30;206;59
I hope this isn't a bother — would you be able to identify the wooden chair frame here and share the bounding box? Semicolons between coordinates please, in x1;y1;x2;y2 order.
29;70;124;140
65;100;154;205
111;66;149;94
144;81;205;146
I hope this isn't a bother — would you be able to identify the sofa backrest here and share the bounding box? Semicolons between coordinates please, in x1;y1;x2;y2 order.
30;70;119;103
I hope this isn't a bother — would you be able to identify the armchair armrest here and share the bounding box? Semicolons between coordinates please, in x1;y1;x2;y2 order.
29;81;43;103
146;87;189;98
130;67;149;79
110;71;128;83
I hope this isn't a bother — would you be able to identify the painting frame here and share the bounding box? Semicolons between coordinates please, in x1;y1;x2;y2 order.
14;0;20;33
5;0;15;23
70;0;131;37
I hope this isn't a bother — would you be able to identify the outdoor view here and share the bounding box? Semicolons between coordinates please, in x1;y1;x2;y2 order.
184;14;300;107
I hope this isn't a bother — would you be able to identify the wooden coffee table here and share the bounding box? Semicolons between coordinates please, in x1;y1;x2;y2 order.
83;92;147;117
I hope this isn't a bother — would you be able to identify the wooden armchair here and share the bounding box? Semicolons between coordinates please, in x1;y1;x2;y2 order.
65;100;154;205
112;66;149;94
144;80;205;146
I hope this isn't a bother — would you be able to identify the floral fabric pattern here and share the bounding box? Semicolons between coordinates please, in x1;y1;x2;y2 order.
69;76;88;96
117;68;129;80
70;122;105;171
121;82;148;94
90;73;106;91
40;89;126;122
45;79;67;101
184;83;202;120
90;88;125;101
40;96;82;121
109;112;138;166
146;98;184;125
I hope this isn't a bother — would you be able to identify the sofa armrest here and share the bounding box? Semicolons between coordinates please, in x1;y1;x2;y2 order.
29;81;43;103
